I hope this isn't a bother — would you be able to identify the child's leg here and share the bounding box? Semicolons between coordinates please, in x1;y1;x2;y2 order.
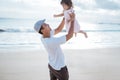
79;30;88;38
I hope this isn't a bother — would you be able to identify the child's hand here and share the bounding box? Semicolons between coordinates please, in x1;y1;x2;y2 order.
53;14;58;17
53;13;64;18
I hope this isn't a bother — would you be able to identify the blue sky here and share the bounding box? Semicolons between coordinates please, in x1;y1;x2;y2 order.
0;0;120;23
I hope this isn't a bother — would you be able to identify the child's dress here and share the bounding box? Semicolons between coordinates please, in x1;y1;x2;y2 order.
64;8;80;33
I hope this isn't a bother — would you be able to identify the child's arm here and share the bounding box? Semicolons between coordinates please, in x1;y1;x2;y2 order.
53;13;64;18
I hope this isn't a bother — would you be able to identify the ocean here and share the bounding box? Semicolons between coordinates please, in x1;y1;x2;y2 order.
0;18;120;51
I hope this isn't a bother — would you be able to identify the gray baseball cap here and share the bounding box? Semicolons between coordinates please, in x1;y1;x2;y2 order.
34;19;45;33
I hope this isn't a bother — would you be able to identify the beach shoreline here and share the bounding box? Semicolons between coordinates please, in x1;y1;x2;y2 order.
0;47;120;80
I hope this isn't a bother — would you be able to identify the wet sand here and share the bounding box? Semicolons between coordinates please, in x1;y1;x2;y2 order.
0;48;120;80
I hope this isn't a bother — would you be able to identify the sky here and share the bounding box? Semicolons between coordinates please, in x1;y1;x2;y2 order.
0;0;120;23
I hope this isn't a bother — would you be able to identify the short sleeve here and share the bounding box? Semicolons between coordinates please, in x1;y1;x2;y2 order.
46;35;66;45
56;35;66;44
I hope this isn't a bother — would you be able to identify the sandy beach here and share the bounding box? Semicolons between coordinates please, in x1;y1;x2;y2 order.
0;48;120;80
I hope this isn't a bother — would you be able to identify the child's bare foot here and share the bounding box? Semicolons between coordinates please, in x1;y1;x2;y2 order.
84;33;88;38
75;33;77;37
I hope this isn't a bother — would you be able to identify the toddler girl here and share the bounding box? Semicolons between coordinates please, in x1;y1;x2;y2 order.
54;0;88;38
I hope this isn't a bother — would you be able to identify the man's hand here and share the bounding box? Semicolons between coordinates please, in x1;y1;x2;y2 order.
67;12;75;23
69;12;75;22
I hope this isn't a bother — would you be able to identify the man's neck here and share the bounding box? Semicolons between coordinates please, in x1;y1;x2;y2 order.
42;30;51;38
43;35;50;38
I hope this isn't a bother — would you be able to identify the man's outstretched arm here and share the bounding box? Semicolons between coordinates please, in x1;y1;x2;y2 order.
66;13;75;41
54;18;65;35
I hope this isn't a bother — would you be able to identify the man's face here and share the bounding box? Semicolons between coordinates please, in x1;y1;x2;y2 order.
41;23;51;37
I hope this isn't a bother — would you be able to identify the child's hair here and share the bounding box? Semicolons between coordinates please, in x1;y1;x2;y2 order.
61;0;73;8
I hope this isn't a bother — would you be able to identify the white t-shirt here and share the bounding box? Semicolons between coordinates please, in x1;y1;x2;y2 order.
41;30;66;70
64;8;80;33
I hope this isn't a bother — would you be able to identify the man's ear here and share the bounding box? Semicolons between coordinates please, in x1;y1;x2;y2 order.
41;29;44;34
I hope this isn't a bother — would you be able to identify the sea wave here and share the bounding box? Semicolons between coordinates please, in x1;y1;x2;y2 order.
0;29;5;32
0;43;39;45
85;30;120;32
0;28;120;33
0;28;34;33
98;22;120;25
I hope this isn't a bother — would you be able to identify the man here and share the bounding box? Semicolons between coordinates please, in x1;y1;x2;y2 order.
34;13;75;80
